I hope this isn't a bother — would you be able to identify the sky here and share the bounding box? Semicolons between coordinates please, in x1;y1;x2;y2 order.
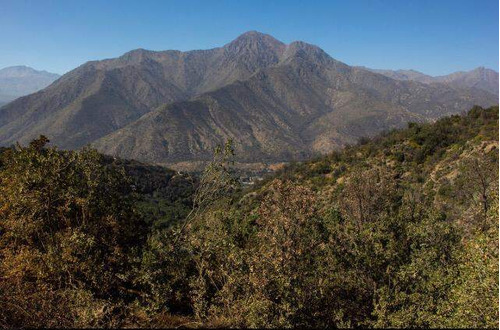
0;0;498;75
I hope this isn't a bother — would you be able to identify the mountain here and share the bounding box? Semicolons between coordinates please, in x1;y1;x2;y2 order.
0;32;497;169
434;67;499;95
364;67;499;95
92;37;497;168
0;66;60;105
0;32;287;149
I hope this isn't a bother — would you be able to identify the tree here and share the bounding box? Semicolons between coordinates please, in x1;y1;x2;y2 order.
136;140;240;327
339;165;400;227
176;139;237;239
0;137;146;327
458;150;499;228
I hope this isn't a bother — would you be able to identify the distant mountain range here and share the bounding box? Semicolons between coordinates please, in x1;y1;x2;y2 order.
362;67;498;96
0;32;497;169
0;66;60;106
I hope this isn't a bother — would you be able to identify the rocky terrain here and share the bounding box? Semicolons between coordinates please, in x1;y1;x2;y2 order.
0;32;497;169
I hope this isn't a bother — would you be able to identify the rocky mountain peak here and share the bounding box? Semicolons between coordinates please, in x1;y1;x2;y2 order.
225;31;285;56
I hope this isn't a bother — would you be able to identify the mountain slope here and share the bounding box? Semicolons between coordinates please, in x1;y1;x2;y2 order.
0;32;497;169
93;41;497;168
0;66;60;105
434;67;499;95
365;67;499;95
0;32;286;148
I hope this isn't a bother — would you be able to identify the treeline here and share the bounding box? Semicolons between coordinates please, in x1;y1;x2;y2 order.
0;106;498;328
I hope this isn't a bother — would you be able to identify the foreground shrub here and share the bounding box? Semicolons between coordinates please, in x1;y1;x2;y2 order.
0;137;146;327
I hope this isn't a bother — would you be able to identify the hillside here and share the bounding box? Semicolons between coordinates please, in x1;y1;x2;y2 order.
0;32;497;170
219;105;499;328
0;106;496;328
0;66;60;105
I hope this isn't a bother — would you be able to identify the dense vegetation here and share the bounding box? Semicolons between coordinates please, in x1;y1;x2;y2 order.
0;106;498;328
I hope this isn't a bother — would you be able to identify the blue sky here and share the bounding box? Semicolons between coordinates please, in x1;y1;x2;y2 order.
0;0;498;75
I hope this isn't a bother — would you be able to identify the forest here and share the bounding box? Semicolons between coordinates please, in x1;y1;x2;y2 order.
0;106;498;328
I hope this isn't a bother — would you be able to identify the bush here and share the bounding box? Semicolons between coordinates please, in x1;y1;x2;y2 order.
0;137;146;327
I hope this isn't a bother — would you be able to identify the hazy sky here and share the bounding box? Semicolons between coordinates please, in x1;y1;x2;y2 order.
1;0;498;75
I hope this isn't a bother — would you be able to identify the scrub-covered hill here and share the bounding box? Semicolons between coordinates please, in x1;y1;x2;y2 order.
0;106;497;328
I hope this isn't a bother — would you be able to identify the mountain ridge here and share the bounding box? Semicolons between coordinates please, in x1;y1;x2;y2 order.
0;31;497;170
92;37;497;168
0;66;60;106
362;66;499;95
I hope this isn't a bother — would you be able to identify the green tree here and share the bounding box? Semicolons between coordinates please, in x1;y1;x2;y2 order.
0;136;146;328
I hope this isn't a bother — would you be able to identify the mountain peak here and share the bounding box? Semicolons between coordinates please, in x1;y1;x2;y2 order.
0;65;60;78
0;65;37;75
225;31;285;53
472;66;498;74
281;41;333;66
238;30;267;37
118;48;156;62
0;65;60;105
234;30;276;41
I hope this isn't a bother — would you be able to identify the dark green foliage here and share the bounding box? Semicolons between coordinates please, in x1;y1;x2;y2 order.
112;159;195;228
